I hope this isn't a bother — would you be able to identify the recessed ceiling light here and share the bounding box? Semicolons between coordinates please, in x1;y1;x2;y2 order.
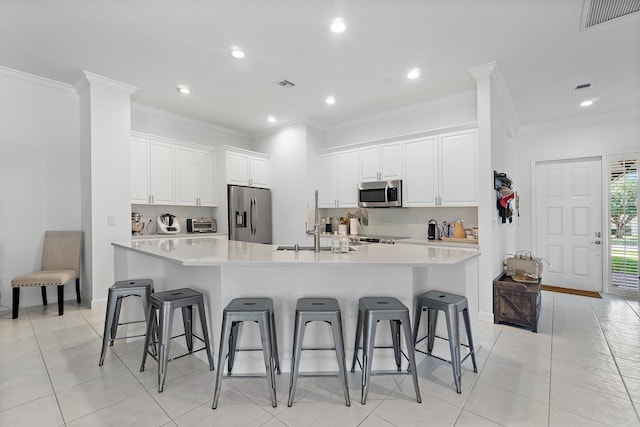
325;95;336;105
407;68;421;79
177;85;191;95
580;99;594;107
230;47;245;59
267;115;276;123
331;17;346;33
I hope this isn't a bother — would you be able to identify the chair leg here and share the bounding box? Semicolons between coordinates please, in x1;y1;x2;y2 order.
259;313;277;408
361;313;377;405
157;304;174;393
444;307;462;394
390;320;402;371
462;308;478;373
140;305;157;372
350;308;363;372
12;287;20;319
196;299;215;371
402;315;422;403
182;305;194;353
288;312;305;407
75;278;81;304
41;287;48;306
213;313;233;409
427;308;437;354
228;321;240;372
332;314;351;407
412;303;423;348
99;290;117;366
57;285;64;315
270;310;281;374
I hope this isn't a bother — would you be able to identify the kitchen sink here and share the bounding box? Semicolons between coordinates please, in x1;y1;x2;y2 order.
275;245;355;252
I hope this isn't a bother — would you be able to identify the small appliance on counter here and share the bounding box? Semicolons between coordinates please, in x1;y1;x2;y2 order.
427;219;440;240
187;218;216;233
131;212;145;236
157;213;181;234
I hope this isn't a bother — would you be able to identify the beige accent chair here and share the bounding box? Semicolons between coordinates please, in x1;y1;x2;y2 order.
11;231;83;319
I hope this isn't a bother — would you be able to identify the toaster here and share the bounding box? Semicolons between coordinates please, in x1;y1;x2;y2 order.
186;218;216;233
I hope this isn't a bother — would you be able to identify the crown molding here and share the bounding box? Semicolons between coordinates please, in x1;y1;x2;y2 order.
0;66;75;92
250;118;327;139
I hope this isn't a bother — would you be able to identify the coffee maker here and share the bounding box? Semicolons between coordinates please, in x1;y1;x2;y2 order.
428;219;440;240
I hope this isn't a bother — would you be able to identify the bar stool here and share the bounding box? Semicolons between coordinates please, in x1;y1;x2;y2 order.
351;297;421;405
212;298;280;409
288;298;350;407
99;279;154;366
140;288;215;392
412;290;477;394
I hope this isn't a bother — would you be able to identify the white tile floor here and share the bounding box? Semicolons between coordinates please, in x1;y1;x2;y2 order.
1;291;639;426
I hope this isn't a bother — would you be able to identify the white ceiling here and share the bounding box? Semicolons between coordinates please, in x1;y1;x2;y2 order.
1;1;639;135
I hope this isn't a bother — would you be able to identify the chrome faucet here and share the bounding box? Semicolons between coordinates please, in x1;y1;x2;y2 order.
306;190;321;252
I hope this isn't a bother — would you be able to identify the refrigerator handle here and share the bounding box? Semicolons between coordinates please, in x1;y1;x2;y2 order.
250;197;255;235
252;197;257;235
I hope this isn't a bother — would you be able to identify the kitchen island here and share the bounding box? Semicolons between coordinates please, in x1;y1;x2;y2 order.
113;236;480;373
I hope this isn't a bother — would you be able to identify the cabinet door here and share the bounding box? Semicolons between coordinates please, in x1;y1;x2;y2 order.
250;156;270;188
360;146;380;182
403;137;438;206
317;153;337;207
337;149;359;207
439;130;478;206
149;142;175;205
174;147;197;205
131;138;150;204
226;151;250;186
380;142;403;180
197;151;217;206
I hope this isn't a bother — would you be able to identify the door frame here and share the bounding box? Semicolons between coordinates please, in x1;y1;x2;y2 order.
531;156;605;292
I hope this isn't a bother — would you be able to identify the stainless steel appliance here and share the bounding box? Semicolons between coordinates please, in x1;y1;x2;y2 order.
157;213;181;234
187;218;216;233
357;180;402;208
131;212;145;236
428;219;440;240
351;235;407;244
228;185;272;243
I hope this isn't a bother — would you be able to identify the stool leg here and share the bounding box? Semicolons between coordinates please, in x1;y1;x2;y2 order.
99;290;116;366
390;320;402;371
350;308;363;372
402;314;422;403
444;306;462;394
213;313;232;409
426;308;438;354
259;313;277;408
228;321;240;372
361;313;377;405
111;296;124;344
182;305;193;353
140;305;157;372
270;310;281;374
141;290;157;358
196;299;215;371
288;312;306;407
462;308;478;373
331;314;351;407
412;303;423;348
157;304;174;393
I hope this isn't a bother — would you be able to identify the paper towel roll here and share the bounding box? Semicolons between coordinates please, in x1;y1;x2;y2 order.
338;224;347;235
350;218;359;235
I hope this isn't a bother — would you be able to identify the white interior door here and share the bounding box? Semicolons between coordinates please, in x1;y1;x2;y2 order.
535;158;603;292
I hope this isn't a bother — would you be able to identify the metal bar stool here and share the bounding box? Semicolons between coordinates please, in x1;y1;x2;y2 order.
288;298;350;407
99;279;154;366
212;298;280;409
412;290;477;394
140;288;215;392
350;297;421;405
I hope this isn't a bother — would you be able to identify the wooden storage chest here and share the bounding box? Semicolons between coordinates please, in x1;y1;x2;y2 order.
493;272;541;333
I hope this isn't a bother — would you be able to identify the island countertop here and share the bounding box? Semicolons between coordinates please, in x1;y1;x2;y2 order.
112;235;479;267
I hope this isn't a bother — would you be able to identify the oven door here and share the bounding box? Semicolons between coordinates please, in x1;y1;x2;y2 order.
358;180;402;208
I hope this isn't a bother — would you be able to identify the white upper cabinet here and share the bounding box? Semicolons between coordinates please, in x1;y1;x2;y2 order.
130;133;217;206
403;129;478;207
175;147;217;206
317;149;359;208
225;148;270;188
360;142;403;182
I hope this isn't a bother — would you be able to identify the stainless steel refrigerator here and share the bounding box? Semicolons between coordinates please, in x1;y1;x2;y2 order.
227;185;272;243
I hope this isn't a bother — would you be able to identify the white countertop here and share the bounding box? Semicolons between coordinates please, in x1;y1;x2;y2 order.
113;236;479;267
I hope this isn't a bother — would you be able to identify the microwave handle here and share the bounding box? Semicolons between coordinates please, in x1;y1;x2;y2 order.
384;182;389;204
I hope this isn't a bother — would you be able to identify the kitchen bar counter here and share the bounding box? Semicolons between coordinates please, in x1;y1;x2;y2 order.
113;236;480;374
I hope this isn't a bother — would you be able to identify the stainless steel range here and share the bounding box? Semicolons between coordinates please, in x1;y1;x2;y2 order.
350;235;408;245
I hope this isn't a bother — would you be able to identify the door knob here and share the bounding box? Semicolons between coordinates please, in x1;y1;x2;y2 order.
590;240;601;245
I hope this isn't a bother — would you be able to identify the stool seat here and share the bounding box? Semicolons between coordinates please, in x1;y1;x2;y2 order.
413;290;477;394
99;279;154;366
140;288;214;392
212;297;280;409
351;297;421;405
288;298;350;407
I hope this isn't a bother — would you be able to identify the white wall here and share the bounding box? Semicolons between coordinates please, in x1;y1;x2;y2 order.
0;67;81;309
515;109;640;252
132;103;250;149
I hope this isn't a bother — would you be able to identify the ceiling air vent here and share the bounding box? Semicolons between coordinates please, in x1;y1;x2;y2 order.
275;79;296;89
582;0;640;28
575;82;592;90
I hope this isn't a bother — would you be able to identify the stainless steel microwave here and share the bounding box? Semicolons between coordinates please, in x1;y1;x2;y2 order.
357;180;402;208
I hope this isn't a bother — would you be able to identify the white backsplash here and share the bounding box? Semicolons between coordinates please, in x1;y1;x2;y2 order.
320;206;478;239
131;204;217;235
